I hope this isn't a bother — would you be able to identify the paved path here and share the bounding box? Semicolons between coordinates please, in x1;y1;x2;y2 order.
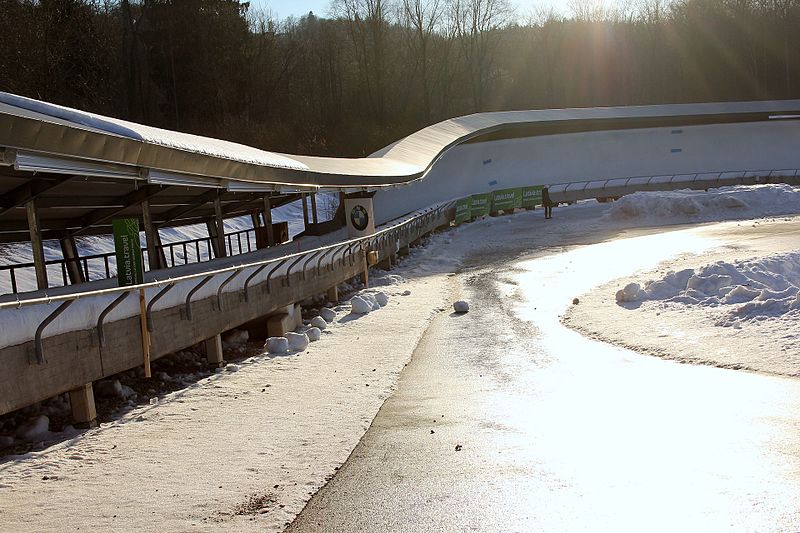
288;229;800;532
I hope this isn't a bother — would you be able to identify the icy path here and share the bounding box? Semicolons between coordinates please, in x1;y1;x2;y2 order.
0;268;452;532
288;221;800;532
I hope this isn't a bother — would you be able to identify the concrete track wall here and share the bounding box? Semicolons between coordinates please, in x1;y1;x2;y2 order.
0;208;450;416
374;120;800;223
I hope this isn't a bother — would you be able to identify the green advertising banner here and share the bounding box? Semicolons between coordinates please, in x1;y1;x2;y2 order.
455;197;471;225
113;218;144;287
470;193;492;218
521;186;544;209
491;188;523;212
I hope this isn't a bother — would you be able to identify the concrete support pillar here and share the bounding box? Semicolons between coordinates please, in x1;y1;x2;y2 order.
310;192;319;225
59;235;85;285
69;383;97;427
142;200;164;271
326;285;339;304
213;194;227;258
204;334;225;368
26;199;48;290
263;196;275;247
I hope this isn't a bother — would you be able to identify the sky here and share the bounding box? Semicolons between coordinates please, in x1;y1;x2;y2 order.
249;0;574;21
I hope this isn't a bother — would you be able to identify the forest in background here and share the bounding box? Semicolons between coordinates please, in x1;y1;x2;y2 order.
1;0;799;156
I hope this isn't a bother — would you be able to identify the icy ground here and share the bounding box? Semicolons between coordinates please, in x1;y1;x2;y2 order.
1;184;799;532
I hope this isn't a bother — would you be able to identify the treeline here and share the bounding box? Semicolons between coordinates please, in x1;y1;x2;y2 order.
1;0;799;156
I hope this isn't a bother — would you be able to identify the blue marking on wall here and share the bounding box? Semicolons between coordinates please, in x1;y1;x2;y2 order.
671;148;683;153
488;179;498;186
483;158;492;165
671;129;683;134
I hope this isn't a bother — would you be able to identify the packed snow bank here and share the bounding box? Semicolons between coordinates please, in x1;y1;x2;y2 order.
604;184;800;224
564;216;800;376
616;251;800;327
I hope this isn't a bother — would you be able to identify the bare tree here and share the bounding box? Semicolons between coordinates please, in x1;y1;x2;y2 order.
449;0;513;109
333;0;394;126
400;0;445;121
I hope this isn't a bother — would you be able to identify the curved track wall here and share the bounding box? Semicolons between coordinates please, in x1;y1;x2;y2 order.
373;120;800;224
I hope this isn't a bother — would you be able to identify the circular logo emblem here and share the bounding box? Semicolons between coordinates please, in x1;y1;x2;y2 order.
350;205;369;232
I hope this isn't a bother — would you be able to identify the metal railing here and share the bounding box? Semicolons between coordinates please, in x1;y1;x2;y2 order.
0;201;455;367
0;228;262;296
549;168;800;200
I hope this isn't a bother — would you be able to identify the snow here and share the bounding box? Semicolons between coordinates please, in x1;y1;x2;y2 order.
604;184;800;224
265;337;289;354
285;332;310;352
310;316;327;330
613;250;800;328
1;183;800;532
0;92;308;170
318;308;336;323
350;296;373;315
305;327;321;342
375;292;389;307
453;300;470;313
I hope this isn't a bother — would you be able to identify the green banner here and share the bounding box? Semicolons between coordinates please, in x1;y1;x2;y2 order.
455;197;471;225
521;186;544;208
470;193;492;218
113;218;144;287
491;188;522;212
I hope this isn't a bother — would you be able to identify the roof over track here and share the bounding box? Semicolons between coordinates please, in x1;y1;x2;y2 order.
1;92;800;243
3;92;800;188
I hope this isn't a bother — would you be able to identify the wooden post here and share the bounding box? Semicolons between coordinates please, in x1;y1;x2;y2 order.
68;383;97;427
204;334;225;368
361;250;369;288
326;285;339;304
213;193;227;258
26;199;48;290
139;288;151;378
59;236;85;285
310;192;319;224
263;196;275;246
301;193;309;231
250;211;262;228
206;220;221;258
142;200;162;271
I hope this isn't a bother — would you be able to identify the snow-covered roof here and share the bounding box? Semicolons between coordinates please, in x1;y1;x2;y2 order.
2;92;800;188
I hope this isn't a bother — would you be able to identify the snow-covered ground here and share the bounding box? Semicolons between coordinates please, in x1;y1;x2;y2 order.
1;184;799;531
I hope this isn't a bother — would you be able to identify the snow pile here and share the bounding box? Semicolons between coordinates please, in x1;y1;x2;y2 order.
350;296;373;315
350;291;389;315
305;327;321;342
286;332;310;352
265;337;289;354
605;184;800;224
617;250;800;326
319;308;336;323
310;316;328;330
453;300;470;313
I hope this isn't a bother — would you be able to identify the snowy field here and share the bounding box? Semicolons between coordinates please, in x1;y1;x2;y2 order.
1;184;799;531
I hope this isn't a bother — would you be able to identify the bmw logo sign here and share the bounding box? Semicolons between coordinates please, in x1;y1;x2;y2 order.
350;205;370;231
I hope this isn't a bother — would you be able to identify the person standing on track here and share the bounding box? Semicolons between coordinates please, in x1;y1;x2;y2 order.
542;187;554;219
